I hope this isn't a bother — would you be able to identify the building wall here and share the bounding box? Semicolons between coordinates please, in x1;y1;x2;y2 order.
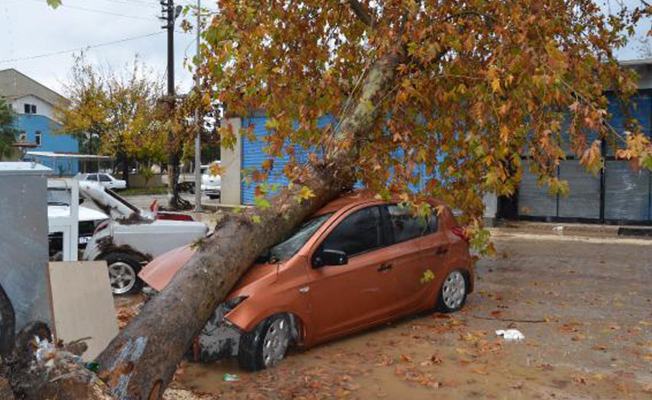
225;114;499;223
220;118;242;206
11;94;57;121
240;115;332;205
15;113;79;175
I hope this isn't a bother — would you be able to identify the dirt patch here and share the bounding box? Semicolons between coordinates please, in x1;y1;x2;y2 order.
174;235;652;399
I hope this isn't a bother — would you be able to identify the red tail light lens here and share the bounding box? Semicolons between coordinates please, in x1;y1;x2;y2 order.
451;227;469;242
94;221;109;235
156;213;194;221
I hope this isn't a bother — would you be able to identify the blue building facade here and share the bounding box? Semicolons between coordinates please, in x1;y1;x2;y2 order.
0;69;79;175
16;114;79;175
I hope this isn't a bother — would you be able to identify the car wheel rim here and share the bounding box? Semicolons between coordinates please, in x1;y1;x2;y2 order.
262;318;290;368
442;271;466;310
108;262;136;295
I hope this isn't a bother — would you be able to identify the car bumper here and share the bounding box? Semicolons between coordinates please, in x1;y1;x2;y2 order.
200;185;221;195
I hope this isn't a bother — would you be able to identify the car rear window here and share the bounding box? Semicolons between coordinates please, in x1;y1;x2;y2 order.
320;206;383;258
387;204;437;243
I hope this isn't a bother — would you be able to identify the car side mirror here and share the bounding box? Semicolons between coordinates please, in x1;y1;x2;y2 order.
313;249;348;268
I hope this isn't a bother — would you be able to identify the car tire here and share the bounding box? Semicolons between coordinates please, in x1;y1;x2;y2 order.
436;270;468;313
103;252;144;295
238;314;292;372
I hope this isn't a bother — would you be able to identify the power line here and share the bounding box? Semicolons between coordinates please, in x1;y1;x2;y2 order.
87;0;160;8
13;0;159;21
0;31;163;64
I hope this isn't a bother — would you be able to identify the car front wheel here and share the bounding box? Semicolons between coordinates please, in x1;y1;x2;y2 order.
437;270;468;313
238;314;291;372
103;252;144;295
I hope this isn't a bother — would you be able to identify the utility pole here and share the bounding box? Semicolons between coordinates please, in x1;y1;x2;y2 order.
193;0;203;212
162;0;175;97
161;0;184;208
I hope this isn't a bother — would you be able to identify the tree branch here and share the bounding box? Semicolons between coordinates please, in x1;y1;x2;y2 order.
347;0;374;27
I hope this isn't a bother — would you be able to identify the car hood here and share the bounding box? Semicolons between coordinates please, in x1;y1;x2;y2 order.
48;205;109;222
139;244;277;292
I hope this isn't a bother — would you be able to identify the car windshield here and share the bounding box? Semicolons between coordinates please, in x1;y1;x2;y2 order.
47;189;70;206
262;213;332;263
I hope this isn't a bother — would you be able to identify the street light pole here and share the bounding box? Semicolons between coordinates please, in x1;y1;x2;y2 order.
193;0;203;212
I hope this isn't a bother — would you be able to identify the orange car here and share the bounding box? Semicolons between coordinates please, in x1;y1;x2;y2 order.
139;191;474;371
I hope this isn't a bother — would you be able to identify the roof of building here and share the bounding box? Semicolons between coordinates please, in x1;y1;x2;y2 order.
620;59;652;67
0;68;67;106
25;151;111;161
0;162;52;176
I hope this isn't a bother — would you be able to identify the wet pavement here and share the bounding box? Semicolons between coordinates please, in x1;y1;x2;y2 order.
165;233;652;399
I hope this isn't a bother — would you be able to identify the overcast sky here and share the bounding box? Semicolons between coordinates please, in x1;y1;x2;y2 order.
0;0;203;95
0;0;650;97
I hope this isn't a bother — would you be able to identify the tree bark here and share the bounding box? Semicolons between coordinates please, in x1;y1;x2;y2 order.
118;152;130;189
95;46;404;400
166;151;190;210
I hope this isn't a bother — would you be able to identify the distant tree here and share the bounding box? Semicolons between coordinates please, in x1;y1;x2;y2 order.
0;98;17;160
57;55;165;186
56;53;108;156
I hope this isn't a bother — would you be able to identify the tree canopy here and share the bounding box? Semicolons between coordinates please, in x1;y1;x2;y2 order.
0;97;17;160
199;0;650;249
57;55;166;180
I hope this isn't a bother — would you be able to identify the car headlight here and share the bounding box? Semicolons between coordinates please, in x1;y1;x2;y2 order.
222;296;248;313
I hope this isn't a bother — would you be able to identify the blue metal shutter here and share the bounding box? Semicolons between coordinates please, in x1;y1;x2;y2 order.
240;116;331;205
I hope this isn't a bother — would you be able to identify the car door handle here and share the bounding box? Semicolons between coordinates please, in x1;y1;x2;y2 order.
377;263;393;272
435;247;448;255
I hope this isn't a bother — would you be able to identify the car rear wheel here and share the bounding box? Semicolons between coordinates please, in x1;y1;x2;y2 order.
238;314;291;372
437;270;468;313
103;252;144;295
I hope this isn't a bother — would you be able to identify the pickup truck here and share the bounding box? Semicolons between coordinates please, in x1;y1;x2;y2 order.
79;182;209;295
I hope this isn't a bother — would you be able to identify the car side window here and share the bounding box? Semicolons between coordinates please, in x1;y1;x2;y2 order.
99;174;111;182
320;206;383;258
386;204;437;243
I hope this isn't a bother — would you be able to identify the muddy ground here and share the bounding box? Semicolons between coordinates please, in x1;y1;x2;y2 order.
117;232;652;399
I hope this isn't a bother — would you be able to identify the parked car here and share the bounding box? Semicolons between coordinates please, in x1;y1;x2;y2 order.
79;182;209;295
139;191;474;371
200;162;221;199
78;173;127;190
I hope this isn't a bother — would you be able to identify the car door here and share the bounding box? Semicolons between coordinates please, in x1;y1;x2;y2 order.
306;205;397;341
383;204;448;313
98;174;112;188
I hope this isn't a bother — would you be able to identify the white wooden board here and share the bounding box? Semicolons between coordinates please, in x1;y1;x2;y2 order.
48;261;119;361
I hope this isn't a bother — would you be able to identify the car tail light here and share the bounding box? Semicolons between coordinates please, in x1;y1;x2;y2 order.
451;227;469;242
94;221;109;235
156;213;194;221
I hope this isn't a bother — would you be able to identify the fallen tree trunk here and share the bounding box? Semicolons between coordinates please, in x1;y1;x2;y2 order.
95;46;405;400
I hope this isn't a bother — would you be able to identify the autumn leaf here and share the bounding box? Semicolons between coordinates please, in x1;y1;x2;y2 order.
294;186;315;203
254;196;271;210
421;269;435;284
47;0;62;9
491;77;501;93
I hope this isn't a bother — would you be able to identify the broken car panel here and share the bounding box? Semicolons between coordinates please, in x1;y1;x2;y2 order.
79;182;209;295
140;191;474;371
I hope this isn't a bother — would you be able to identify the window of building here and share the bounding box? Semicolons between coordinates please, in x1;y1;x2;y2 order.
19;131;26;141
23;104;37;114
35;131;41;146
